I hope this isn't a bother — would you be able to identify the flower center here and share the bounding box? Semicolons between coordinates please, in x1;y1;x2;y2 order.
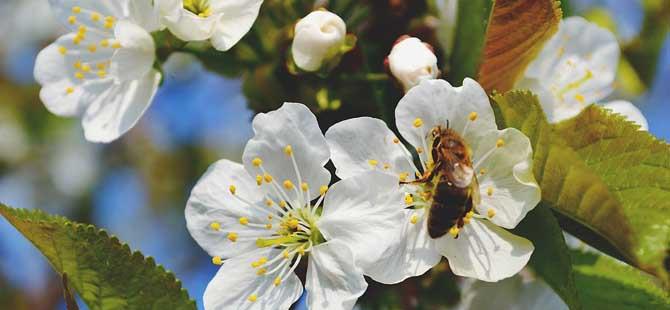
183;0;212;17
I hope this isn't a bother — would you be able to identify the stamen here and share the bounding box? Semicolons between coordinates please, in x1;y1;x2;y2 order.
487;187;493;196
413;118;424;128
229;185;237;195
487;208;496;218
448;226;460;237
283;180;294;190
210;222;221;231
91;12;101;22
368;159;378;167
256;175;263;186
410;213;419;224
383;163;391;170
68;16;77;24
72;6;81;14
227;232;238;242
300;182;308;192
393;137;400;144
252;158;263;167
468;112;478;121
284;145;293;156
273;276;282;286
404;193;414;205
65;87;74;95
399;172;409;182
319;185;328;195
212;256;223;265
239;217;249;225
496;139;505;148
247;294;257;302
264;173;273;183
58;46;67;55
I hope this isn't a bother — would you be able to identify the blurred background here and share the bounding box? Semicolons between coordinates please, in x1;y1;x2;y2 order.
0;0;668;309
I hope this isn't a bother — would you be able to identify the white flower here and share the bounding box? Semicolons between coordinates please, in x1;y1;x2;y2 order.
518;16;647;127
292;10;347;72
603;100;648;130
34;0;163;143
156;0;263;51
387;36;439;91
186;103;403;309
325;78;540;283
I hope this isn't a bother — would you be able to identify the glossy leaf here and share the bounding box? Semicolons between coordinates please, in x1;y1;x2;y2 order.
0;204;196;310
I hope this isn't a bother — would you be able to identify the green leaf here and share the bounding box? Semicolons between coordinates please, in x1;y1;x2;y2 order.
554;106;670;284
513;203;581;309
477;0;562;93
572;250;670;309
447;0;493;84
0;204;196;310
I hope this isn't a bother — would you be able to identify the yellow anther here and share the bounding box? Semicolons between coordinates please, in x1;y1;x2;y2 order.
248;294;257;302
319;185;328;195
404;193;414;205
97;70;107;78
210;222;221;231
283;180;294;190
78;25;87;34
287;219;299;229
469;112;478;121
383;163;391;170
97;63;107;70
229;185;236;195
112;42;122;49
279;200;287;208
256;175;263;185
487;187;494;196
448;226;460;237
263;173;273;183
212;256;223;265
104;20;115;29
479;169;487;176
267;214;273;220
72;6;81;14
574;94;585;103
81;64;91;72
258;257;268;264
463;217;471;224
198;8;213;17
417;147;424;154
368;159;378;167
393;137;400;144
496;139;505;148
399;172;409;182
416;171;423;178
91;12;101;22
68;16;77;24
487;208;496;218
58;46;67;55
239;217;249;225
273;276;282;286
100;39;109;47
73;61;82;70
75;72;85;80
251;261;261;268
256;268;267;275
413;118;424;128
410;213;419;224
298;183;307;192
105;16;115;23
88;44;97;53
298;246;306;256
252;157;262;167
65;87;75;95
282;250;289;259
284;145;293;156
265;199;274;206
265;223;273;230
227;232;238;242
465;211;475;219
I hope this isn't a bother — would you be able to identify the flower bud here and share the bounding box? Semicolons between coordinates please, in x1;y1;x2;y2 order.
291;10;347;72
387;36;439;91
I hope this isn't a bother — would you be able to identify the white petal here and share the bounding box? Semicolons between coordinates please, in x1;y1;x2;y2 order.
159;6;220;42
364;209;442;284
209;0;264;51
111;20;156;81
325;117;416;180
318;171;406;271
388;37;439;92
242;103;331;202
395;78;497;151
204;248;303;310
472;128;540;229
48;0;127;28
603;100;648;130
186;159;272;258
306;240;367;310
291;10;346;72
128;0;163;32
522;16;620;123
435;218;533;282
81;69;160;142
457;275;568;310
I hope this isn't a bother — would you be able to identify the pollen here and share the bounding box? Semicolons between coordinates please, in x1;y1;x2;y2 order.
65;87;75;95
212;256;223;265
256;175;263;185
81;64;91;72
265;223;273;230
284;145;293;156
368;159;378;167
496;139;505;148
73;61;82;69
469;112;478;121
229;185;236;195
247;294;257;302
97;70;107;78
210;222;221;231
487;187;494;196
410;213;419;224
72;36;82;45
72;6;81;14
77;25;87;34
263;173;273;183
393;137;400;144
448;226;460;237
265;199;274;206
104;20;114;29
283;180;294;190
413;118;424;128
68;16;77;24
239;217;249;225
279;200;287;208
88;44;97;53
404;193;414;205
252;157;263;167
58;46;67;55
479;169;487;176
301;182;309;192
287;219;299;229
100;39;109;47
319;185;329;195
273;276;282;286
298;246;306;256
74;72;85;80
383;163;391;170
227;232;238;242
282;250;290;259
399;172;409;182
487;208;496;218
574;94;585;103
256;268;267;276
111;42;122;49
91;12;101;22
417;147;424;154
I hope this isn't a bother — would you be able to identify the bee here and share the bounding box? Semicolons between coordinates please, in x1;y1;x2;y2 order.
414;124;480;239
